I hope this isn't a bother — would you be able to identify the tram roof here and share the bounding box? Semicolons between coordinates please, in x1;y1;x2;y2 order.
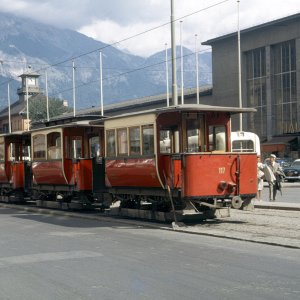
92;104;256;123
31;114;105;130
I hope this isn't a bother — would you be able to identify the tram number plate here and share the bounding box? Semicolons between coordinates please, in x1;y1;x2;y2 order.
218;167;226;174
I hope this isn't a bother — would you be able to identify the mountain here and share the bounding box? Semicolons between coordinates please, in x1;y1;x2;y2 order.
0;12;212;110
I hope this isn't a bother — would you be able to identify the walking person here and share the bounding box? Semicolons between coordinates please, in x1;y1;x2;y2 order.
257;156;264;201
266;154;284;201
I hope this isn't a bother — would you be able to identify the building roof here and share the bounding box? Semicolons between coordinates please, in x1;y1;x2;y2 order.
0;100;25;118
92;104;256;123
61;85;213;118
19;70;40;78
261;136;297;145
203;13;300;45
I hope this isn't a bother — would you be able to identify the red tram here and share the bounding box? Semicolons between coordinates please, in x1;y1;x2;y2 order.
102;104;257;219
0;105;257;220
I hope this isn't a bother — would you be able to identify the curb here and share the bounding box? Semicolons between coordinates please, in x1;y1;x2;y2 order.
254;202;300;211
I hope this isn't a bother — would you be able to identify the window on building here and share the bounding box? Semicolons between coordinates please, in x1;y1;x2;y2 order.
272;40;297;134
246;47;267;139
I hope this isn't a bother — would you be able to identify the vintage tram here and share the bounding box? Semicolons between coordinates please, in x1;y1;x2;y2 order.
0;104;257;221
101;104;257;220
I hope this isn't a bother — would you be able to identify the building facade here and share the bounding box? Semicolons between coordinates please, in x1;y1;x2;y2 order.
0;71;41;132
203;13;300;158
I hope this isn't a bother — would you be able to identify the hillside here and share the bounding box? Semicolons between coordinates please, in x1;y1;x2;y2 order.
0;12;211;110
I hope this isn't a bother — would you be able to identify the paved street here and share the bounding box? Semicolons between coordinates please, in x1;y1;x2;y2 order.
260;182;300;203
0;206;299;300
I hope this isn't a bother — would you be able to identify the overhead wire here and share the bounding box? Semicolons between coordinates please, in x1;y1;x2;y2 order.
0;0;230;101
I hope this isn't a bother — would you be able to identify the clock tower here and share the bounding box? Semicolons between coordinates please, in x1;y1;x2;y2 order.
17;70;41;102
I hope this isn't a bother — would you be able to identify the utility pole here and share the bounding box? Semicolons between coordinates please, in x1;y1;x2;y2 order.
170;0;178;106
237;0;243;131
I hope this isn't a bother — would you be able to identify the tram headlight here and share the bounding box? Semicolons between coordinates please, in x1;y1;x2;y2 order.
218;181;228;192
227;182;236;193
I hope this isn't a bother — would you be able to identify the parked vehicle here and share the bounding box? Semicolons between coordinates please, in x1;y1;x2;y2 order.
283;159;300;182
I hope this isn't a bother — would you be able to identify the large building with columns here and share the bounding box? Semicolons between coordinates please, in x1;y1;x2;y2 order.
203;13;300;158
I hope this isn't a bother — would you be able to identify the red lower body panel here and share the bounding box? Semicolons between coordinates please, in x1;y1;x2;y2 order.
182;154;257;197
106;158;161;188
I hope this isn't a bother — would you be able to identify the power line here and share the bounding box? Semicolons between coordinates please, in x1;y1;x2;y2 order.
0;0;229;99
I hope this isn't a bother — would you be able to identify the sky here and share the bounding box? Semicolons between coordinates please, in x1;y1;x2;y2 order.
0;0;299;57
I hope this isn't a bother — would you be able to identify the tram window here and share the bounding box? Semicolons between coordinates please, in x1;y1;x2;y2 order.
89;136;101;158
117;128;128;156
47;132;61;160
160;130;171;153
71;137;82;159
106;130;116;157
142;125;154;155
209;126;226;151
129;127;140;155
33;134;46;159
0;143;4;161
23;145;31;161
232;140;254;152
8;143;21;161
186;119;201;153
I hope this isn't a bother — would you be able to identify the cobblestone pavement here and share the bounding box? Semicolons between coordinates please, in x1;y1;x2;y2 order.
179;208;300;249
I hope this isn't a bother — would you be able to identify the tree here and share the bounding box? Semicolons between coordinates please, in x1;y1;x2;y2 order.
29;94;70;122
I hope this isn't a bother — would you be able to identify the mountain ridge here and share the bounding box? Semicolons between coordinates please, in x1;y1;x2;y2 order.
0;11;212;110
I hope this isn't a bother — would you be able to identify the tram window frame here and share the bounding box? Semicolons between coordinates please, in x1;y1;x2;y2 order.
117;128;128;156
33;134;46;160
106;129;116;157
160;129;172;153
142;125;154;155
72;137;82;159
8;143;21;162
0;142;4;161
129;126;141;155
89;136;101;158
208;125;227;151
47;132;62;160
232;140;255;152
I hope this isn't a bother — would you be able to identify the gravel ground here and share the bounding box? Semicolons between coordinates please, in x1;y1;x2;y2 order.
179;208;300;249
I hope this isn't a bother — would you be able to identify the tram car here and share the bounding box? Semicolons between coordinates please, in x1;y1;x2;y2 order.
0;105;257;221
28;115;105;208
101;104;257;219
0;131;31;202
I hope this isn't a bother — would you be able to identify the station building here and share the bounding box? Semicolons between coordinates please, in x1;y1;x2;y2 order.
203;13;300;159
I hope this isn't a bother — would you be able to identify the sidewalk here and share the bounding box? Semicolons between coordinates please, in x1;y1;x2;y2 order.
254;200;300;211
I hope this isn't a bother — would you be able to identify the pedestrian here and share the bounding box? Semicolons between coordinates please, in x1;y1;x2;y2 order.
266;154;284;201
257;156;264;201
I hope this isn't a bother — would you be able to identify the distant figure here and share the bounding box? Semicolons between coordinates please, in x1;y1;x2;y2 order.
257;156;264;201
266;154;284;201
